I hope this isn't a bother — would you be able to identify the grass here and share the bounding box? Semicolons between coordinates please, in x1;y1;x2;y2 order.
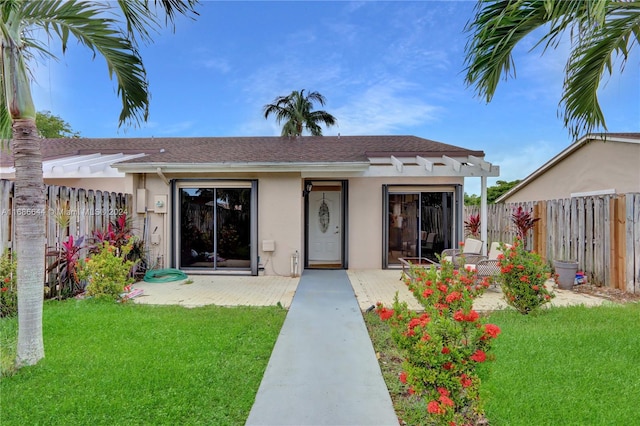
365;303;640;425
0;299;286;425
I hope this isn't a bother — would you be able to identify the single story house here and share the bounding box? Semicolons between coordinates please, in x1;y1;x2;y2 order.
497;133;640;203
1;136;499;275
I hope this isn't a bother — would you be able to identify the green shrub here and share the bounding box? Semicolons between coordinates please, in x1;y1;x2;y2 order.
496;237;554;314
77;240;136;301
0;249;17;317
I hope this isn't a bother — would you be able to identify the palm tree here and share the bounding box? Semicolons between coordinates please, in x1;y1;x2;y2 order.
263;89;337;137
464;0;639;139
0;0;197;368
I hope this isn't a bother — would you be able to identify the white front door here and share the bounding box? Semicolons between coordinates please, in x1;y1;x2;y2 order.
308;189;342;264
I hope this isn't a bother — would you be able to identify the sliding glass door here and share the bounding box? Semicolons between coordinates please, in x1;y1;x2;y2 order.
385;188;455;266
176;181;256;273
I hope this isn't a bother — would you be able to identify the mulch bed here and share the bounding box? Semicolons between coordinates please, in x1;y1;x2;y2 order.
572;284;640;304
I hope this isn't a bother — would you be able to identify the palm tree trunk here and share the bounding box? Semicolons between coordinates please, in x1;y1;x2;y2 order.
12;118;45;367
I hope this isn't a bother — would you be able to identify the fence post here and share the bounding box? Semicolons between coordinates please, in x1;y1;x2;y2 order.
627;194;640;293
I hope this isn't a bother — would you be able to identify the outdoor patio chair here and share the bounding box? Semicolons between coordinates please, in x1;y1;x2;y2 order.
440;237;484;269
463;242;512;286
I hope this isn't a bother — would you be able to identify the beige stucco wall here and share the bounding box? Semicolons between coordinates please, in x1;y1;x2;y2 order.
128;172;465;274
347;176;463;269
504;141;640;203
257;174;302;276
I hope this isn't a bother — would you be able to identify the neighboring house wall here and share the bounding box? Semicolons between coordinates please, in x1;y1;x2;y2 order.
503;140;640;203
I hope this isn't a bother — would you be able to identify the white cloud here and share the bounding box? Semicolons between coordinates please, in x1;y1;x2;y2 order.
465;139;558;195
201;57;231;74
333;80;442;135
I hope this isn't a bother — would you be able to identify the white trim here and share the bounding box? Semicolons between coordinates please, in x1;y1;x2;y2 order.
416;155;434;172
570;188;616;198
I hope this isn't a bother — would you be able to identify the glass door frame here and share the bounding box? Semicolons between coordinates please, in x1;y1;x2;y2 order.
382;184;462;268
171;179;259;275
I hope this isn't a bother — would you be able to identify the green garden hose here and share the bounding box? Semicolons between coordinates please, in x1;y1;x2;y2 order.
143;268;189;283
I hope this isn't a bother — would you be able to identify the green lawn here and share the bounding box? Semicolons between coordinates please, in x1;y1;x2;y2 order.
0;299;286;425
366;303;640;425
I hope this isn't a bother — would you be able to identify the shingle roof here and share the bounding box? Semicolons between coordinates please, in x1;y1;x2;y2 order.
0;135;484;167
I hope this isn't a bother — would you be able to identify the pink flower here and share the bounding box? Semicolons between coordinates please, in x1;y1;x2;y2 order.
399;371;407;384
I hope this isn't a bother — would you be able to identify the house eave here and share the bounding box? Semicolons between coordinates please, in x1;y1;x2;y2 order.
114;161;372;174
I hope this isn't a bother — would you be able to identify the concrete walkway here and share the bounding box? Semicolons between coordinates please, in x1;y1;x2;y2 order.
245;270;399;426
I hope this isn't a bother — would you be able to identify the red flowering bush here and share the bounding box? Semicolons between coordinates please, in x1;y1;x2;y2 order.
496;237;555;314
0;249;17;317
377;261;500;425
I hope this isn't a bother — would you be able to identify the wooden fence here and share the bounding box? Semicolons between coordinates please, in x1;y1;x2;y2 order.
0;179;131;287
465;193;640;293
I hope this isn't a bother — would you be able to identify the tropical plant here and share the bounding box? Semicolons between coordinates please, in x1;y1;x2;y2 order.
91;213;147;279
464;213;481;238
0;0;198;368
263;89;337;137
464;0;640;139
76;240;137;301
511;205;540;245
0;249;17;317
46;234;85;298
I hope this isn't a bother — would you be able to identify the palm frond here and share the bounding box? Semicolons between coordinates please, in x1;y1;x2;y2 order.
561;4;640;139
116;0;199;45
465;0;637;139
22;1;149;127
0;74;13;147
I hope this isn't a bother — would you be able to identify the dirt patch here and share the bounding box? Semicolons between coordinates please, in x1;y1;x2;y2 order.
572;284;640;304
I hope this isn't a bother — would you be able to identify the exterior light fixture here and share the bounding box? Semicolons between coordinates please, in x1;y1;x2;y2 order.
302;182;313;197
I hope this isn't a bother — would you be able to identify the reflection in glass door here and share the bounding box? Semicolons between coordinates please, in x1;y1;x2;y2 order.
386;191;454;266
179;186;251;271
388;194;419;263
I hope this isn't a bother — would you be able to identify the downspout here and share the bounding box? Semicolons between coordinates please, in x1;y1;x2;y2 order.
156;167;170;185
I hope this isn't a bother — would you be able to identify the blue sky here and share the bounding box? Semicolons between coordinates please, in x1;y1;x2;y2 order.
31;1;639;195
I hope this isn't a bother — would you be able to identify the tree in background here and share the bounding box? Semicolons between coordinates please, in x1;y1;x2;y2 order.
1;0;198;368
464;179;521;206
263;89;337;137
464;0;639;139
36;111;80;138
